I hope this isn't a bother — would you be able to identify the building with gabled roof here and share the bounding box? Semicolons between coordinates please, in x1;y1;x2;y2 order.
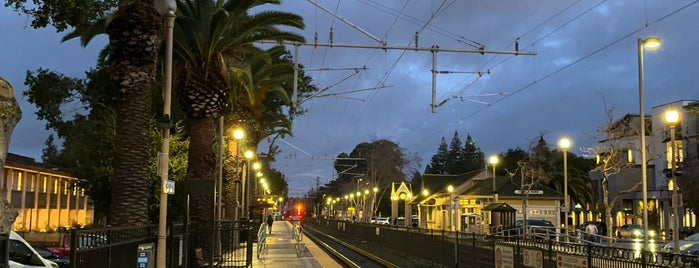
413;169;563;234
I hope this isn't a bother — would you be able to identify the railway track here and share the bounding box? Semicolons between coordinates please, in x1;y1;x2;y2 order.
302;224;400;268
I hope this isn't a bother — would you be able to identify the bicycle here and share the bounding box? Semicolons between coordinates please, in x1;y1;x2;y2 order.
293;221;303;242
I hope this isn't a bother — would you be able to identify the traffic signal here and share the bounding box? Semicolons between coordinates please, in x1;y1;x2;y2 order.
296;204;303;216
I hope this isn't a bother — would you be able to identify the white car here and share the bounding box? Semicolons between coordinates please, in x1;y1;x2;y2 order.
375;217;390;225
8;231;58;268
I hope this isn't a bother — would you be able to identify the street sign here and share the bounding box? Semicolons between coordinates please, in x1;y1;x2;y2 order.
523;249;543;268
494;245;514;268
561;207;569;212
556;254;587;268
515;190;543;195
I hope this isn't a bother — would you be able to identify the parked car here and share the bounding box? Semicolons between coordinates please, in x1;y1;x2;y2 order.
515;219;556;239
617;224;655;238
578;221;607;236
8;231;59;268
32;245;70;268
411;215;418;227
374;217;390;225
680;226;696;238
661;232;699;264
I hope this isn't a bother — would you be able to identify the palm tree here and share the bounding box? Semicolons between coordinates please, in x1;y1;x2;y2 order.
172;0;304;248
106;0;164;226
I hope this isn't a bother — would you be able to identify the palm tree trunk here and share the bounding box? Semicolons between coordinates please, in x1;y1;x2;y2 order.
106;0;164;226
186;116;216;253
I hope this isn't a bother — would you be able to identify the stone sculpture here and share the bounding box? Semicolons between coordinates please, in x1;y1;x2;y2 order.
0;77;22;234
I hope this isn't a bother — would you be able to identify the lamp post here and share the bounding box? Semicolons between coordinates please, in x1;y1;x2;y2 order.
489;155;499;203
559;137;571;241
637;37;660;250
447;185;454;231
665;108;680;254
244;150;254;220
155;0;176;266
233;129;244;219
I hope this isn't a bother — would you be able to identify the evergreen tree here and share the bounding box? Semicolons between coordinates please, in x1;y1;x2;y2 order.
462;134;485;172
426;137;449;174
446;131;463;174
41;134;60;165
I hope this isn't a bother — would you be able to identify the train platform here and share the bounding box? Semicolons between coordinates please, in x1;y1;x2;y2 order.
250;220;339;268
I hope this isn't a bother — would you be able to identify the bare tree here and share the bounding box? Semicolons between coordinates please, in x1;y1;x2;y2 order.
582;107;640;246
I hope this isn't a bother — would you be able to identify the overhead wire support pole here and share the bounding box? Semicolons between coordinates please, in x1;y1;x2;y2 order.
431;46;438;113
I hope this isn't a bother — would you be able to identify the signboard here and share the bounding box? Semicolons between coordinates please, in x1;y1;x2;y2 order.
556;254;587;268
523;249;543;268
494;245;514;268
515;190;543;195
165;180;176;195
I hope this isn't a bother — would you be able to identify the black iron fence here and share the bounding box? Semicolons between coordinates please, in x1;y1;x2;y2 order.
0;233;7;268
70;225;157;268
306;218;699;268
64;221;251;268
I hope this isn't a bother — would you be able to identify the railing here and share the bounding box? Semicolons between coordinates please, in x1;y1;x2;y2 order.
306;218;696;268
0;233;7;268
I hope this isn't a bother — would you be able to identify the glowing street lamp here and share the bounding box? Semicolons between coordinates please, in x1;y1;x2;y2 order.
665;107;680;254
637;37;660;250
559;137;571;240
447;185;454;231
489;155;499;202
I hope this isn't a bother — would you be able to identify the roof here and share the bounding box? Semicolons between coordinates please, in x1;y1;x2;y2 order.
413;169;483;203
482;202;516;212
5;153;73;177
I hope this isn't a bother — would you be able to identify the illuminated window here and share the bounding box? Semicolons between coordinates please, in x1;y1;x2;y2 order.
15;173;22;191
29;175;35;192
627;149;633;163
72;185;77;196
81;188;85;197
666;141;684;168
63;181;69;195
53;179;58;194
42;177;47;193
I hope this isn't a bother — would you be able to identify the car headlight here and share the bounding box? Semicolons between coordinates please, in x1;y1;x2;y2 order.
633;230;642;237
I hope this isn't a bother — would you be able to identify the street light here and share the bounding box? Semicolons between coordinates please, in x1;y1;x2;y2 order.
233;128;244;220
664;107;680;254
559;137;571;241
447;185;454;231
244;150;254;219
638;37;660;250
489;155;499;202
155;0;176;266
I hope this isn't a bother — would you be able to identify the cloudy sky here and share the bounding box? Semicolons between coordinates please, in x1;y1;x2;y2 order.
1;1;698;197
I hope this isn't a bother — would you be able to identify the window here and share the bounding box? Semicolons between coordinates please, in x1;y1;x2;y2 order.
53;179;59;194
42;176;47;193
14;173;22;191
8;239;45;266
63;181;69;195
666;140;684;168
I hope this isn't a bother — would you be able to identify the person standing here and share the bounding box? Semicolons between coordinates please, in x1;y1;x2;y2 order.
267;214;274;234
586;223;598;243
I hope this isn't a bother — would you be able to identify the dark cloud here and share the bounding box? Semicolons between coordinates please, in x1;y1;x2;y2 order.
3;1;698;197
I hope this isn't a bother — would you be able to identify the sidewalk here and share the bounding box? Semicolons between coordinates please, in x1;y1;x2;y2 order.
250;220;339;268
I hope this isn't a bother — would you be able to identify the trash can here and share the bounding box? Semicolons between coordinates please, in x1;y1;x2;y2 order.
137;242;155;268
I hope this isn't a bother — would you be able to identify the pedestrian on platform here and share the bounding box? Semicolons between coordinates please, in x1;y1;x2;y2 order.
267;214;274;234
586;223;598;243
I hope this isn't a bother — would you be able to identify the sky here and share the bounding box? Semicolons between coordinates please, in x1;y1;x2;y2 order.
1;1;698;197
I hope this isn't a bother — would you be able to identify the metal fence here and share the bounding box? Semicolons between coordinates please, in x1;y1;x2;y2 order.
0;233;7;268
306;218;699;268
63;220;253;268
70;225;157;268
